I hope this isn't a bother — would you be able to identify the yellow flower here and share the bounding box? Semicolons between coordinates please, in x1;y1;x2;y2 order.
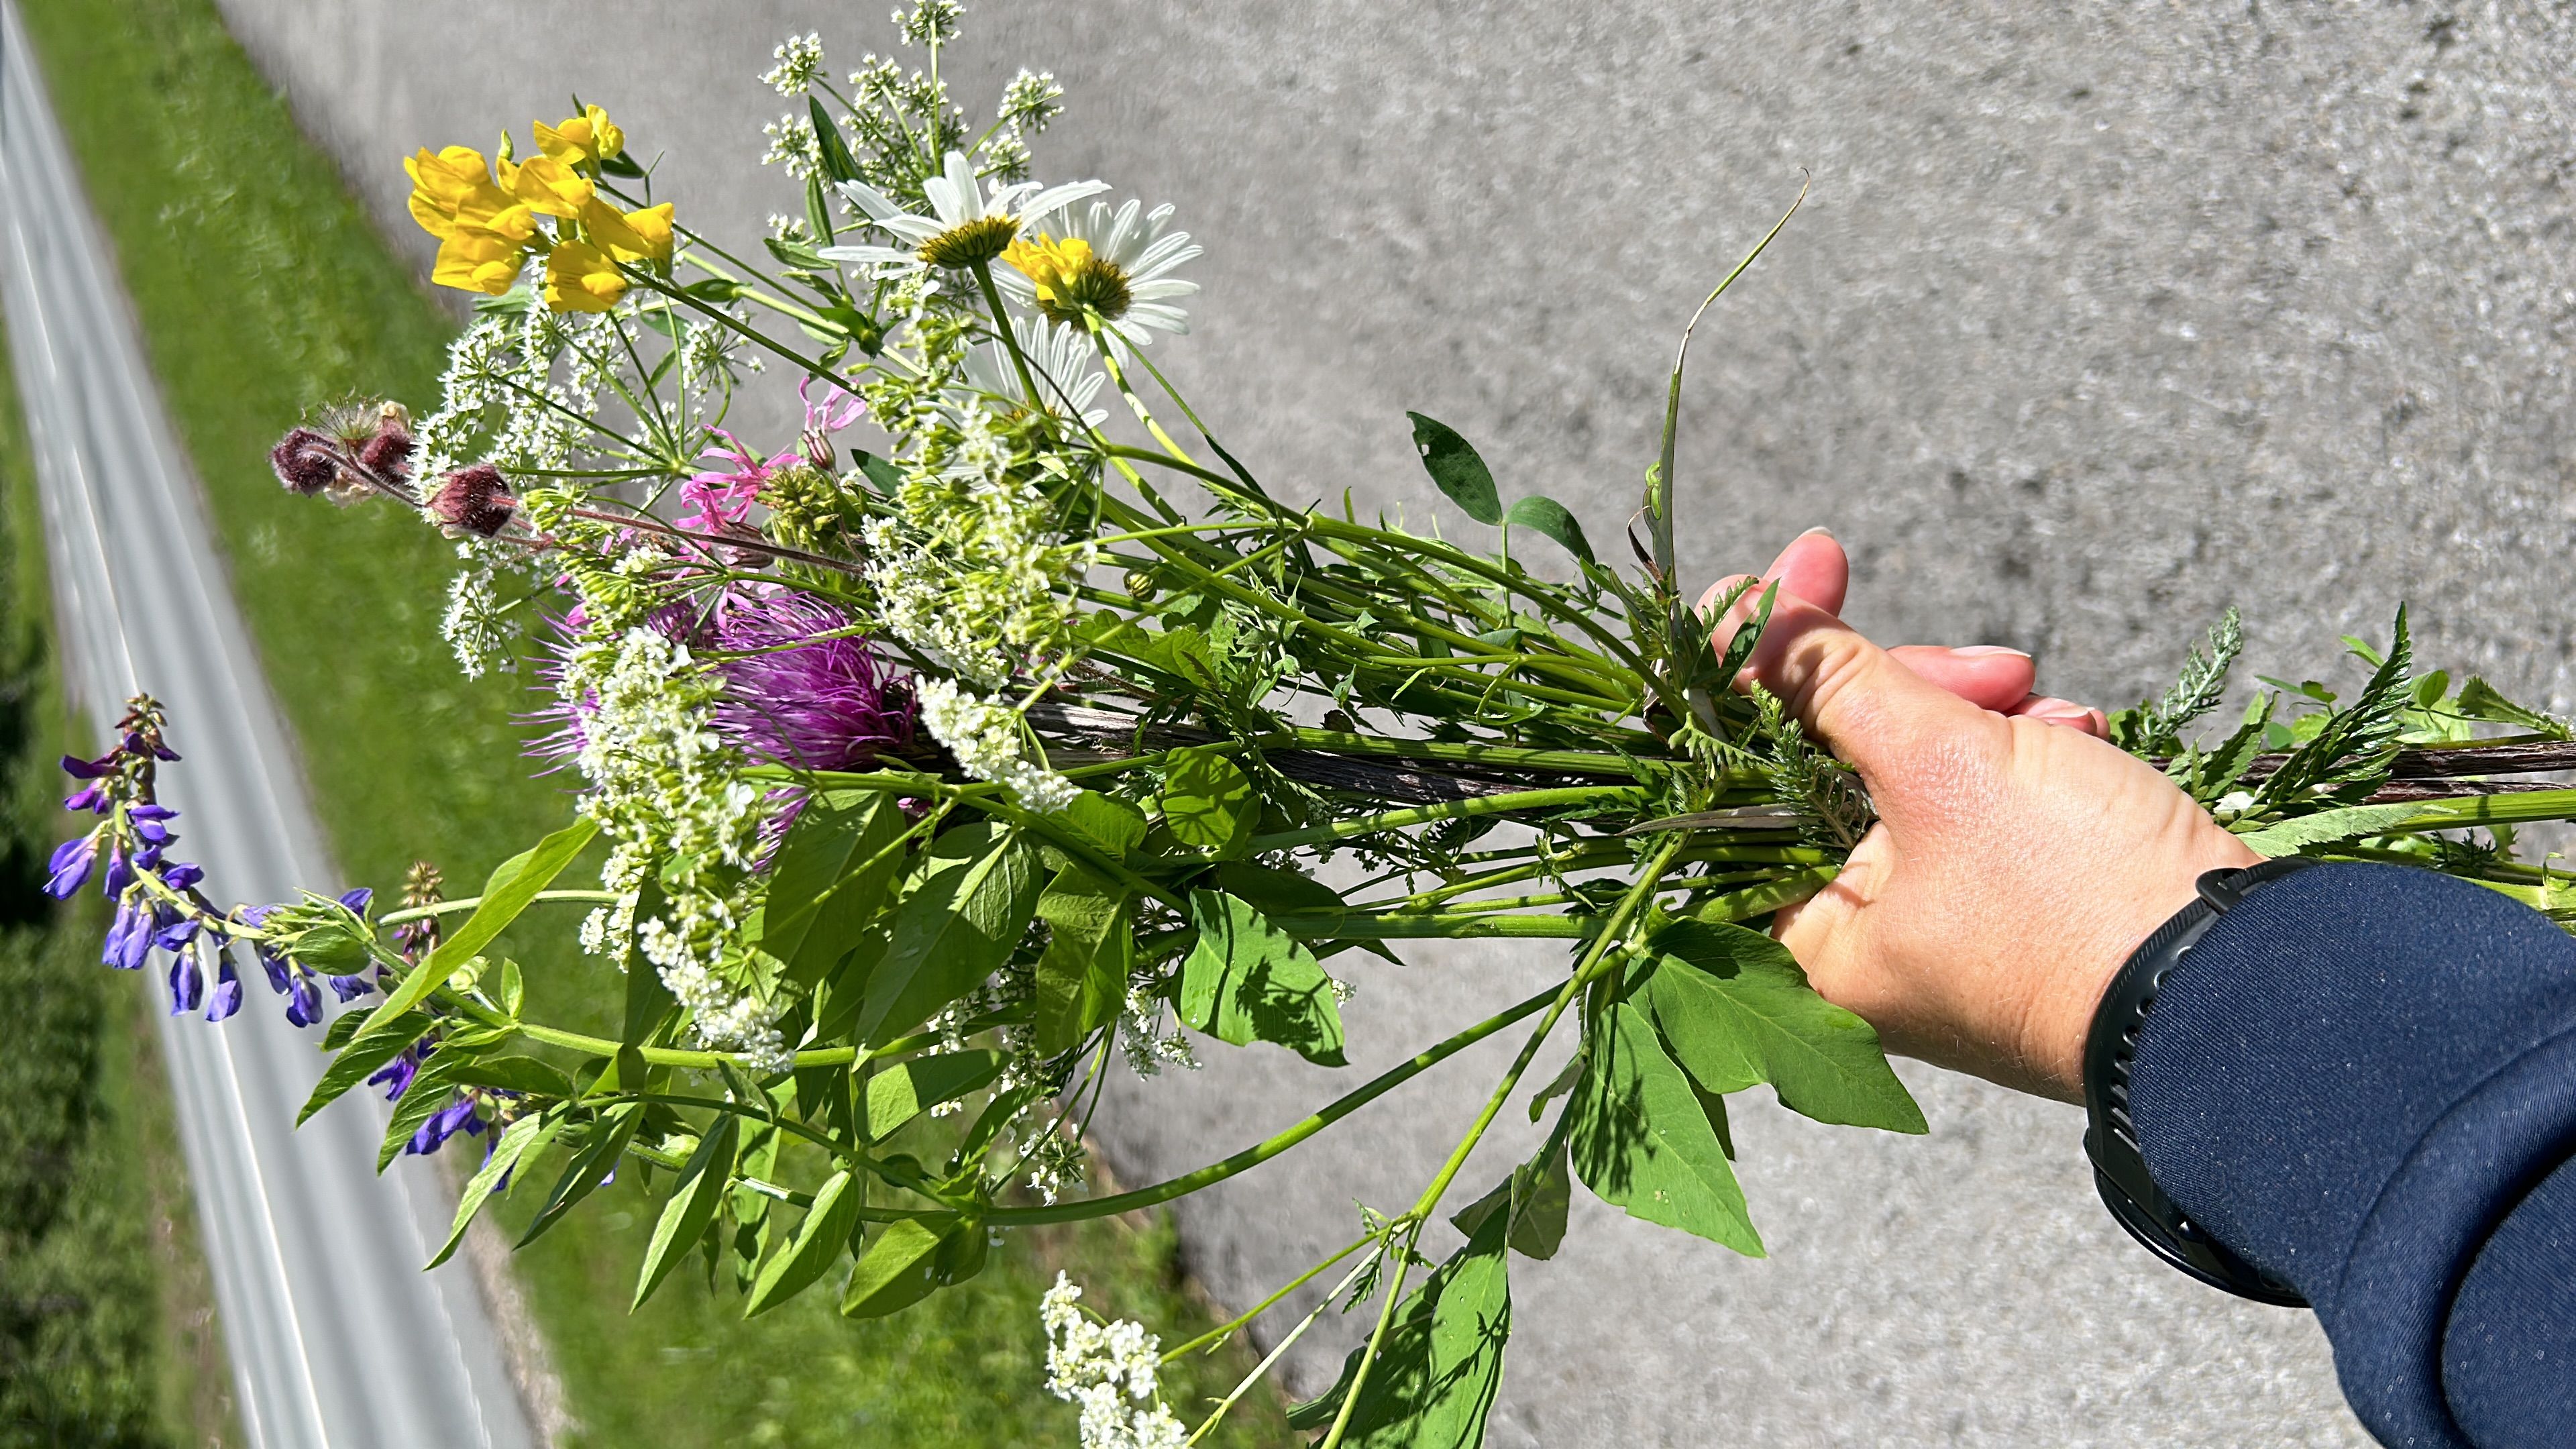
1002;233;1131;326
535;105;625;168
509;154;596;220
590;202;674;266
543;239;627;313
432;207;537;295
405;146;511;239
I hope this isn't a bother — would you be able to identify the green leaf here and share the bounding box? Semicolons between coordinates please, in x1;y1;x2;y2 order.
496;957;525;1017
1501;495;1594;565
759;791;904;985
1449;1135;1571;1261
621;875;676;1048
1062;790;1148;859
1568;1002;1764;1256
2257;606;2412;808
517;1103;641;1248
2190;694;2276;803
1286;1210;1512;1444
1034;867;1132;1055
1161;746;1256;856
449;1055;576;1099
1644;920;1926;1134
2457;678;2573;741
858;825;1041;1044
2235;800;2424;857
807;97;862;183
633;1114;738;1309
1179;891;1347;1067
1711;581;1780;686
1212;861;1345;916
427;1112;553;1270
378;1052;468;1171
745;1169;865;1317
1405;412;1502;525
299;1010;432;1125
862;1050;1007;1139
366;818;598;1040
841;1214;963;1319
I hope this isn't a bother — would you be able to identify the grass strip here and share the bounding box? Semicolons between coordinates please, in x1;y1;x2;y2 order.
12;1;1293;1441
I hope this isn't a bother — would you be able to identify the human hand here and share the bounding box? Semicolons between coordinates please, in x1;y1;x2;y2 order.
1702;530;2258;1101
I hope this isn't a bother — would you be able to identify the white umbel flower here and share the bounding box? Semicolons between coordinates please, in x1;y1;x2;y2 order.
998;197;1201;351
1040;1274;1190;1449
918;678;1077;813
822;150;1106;279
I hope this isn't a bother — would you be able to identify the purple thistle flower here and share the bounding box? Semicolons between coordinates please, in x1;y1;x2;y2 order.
168;950;203;1014
44;836;97;899
206;951;243;1022
710;592;916;772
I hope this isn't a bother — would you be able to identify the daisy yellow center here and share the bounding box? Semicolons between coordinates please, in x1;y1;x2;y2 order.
1004;234;1134;324
915;214;1020;269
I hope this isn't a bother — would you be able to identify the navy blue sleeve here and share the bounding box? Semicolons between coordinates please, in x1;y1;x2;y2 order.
2123;862;2576;1449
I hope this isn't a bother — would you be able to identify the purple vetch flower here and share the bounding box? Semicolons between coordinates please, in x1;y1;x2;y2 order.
103;904;151;971
168;949;203;1014
205;951;243;1022
325;973;374;1003
369;1045;423;1102
337;887;374;915
102;848;136;900
407;1093;488;1157
284;973;323;1028
44;836;97;899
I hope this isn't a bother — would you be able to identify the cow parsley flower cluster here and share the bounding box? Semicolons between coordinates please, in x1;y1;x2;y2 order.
917;678;1075;812
1040;1275;1187;1449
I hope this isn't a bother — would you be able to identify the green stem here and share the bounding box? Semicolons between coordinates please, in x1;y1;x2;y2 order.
1247;785;1652;852
1159;1230;1377;1362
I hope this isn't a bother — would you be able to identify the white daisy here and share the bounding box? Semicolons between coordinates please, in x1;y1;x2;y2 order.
956;317;1108;427
821;150;1106;279
997;197;1201;351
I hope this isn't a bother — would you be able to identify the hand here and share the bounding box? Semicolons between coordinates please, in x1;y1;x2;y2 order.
1702;530;2258;1101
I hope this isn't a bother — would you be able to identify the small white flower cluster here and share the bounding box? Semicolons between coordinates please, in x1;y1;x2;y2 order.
865;406;1079;690
558;627;780;1063
917;678;1077;813
763;31;826;96
1118;985;1199;1077
1040;1275;1188;1449
761;111;822;179
440;566;511;679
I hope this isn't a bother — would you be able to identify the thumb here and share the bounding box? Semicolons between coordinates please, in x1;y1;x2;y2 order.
1719;587;1997;786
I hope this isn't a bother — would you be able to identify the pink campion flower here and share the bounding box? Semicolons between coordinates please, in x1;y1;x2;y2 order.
678;431;798;532
797;375;865;467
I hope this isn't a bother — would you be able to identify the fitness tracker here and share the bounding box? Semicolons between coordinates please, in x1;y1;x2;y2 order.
2082;857;2318;1307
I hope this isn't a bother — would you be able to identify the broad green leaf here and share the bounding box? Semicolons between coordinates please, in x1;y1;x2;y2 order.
1062;790;1148;858
1645;921;1926;1134
1568;1002;1764;1256
633;1114;738;1309
1501;494;1594;565
1034;866;1132;1055
517;1103;641;1248
745;1168;865;1317
760;791;905;985
1286;1210;1512;1445
1450;1135;1571;1262
299;1010;433;1125
496;957;525;1017
858;824;1041;1044
1405;411;1503;525
426;1112;553;1270
1213;861;1345;916
841;1214;963;1319
863;1050;1007;1140
1161;746;1256;856
1179;891;1347;1067
367;818;598;1039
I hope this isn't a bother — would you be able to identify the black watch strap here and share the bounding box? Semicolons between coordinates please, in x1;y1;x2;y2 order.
2082;856;2318;1307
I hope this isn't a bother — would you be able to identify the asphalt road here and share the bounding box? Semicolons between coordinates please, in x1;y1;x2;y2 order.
0;6;537;1446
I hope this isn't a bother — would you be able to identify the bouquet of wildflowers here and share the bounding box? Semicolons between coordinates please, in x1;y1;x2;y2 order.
50;7;2576;1444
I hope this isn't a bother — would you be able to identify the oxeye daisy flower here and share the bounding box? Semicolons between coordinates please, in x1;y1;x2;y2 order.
821;150;1105;278
1000;196;1200;351
957;317;1107;426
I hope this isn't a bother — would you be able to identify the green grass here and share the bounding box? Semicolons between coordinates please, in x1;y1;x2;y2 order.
0;261;235;1444
12;1;1294;1442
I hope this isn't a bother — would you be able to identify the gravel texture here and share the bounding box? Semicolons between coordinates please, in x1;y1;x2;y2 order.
206;1;2576;1440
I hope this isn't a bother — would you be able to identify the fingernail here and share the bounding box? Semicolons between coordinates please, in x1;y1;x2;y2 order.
1951;645;2030;659
2021;696;2093;719
1796;525;1834;541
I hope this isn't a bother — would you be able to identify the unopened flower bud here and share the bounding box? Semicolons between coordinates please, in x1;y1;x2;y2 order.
358;417;415;480
425;464;517;537
269;427;341;495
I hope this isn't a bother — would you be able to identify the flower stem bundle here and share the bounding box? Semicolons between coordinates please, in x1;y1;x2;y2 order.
52;7;2576;1444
